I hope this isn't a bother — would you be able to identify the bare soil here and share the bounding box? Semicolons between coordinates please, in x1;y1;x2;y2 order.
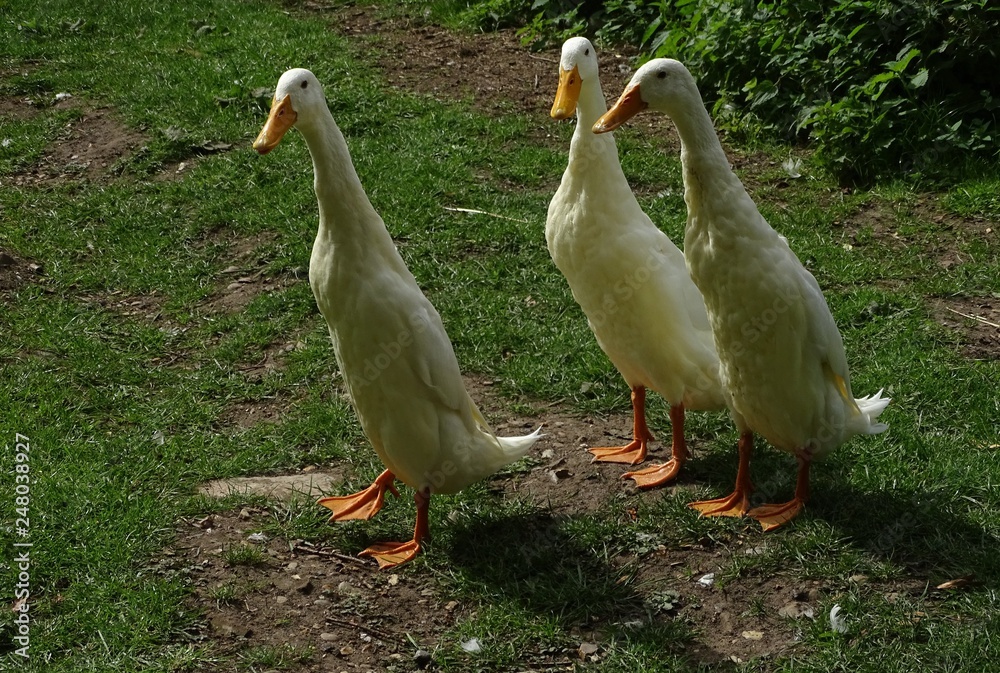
5;96;147;185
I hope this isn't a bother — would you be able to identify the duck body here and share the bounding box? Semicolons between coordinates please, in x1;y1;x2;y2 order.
547;136;722;412
309;206;533;495
254;68;540;565
546;39;724;485
594;59;888;528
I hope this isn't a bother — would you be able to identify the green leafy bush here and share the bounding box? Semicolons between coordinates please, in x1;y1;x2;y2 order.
640;0;1000;185
453;0;1000;186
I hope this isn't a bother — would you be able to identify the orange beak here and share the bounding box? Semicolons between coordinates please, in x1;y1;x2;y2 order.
253;94;297;155
550;65;582;120
592;84;647;134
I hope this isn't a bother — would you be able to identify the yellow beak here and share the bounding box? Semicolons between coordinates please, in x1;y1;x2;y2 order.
550;65;582;120
253;94;297;155
592;84;647;134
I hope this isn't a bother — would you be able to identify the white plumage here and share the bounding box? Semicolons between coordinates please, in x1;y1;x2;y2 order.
254;68;541;566
546;38;725;487
595;58;889;529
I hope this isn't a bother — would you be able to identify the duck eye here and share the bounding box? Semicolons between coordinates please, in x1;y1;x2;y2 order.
301;80;308;89
657;71;667;79
584;48;590;56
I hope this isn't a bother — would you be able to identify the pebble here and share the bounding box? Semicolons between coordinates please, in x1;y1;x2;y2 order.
414;649;433;668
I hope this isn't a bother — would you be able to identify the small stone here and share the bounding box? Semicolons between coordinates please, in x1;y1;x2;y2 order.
339;645;355;655
320;632;337;641
414;649;433;668
741;630;764;640
337;581;362;596
578;642;599;658
275;596;288;604
548;468;572;482
778;601;815;619
238;508;251;520
387;574;399;586
295;579;314;594
286;561;299;571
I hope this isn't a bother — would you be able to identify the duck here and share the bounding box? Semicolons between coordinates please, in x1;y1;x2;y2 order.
594;58;890;530
546;37;726;488
253;68;542;567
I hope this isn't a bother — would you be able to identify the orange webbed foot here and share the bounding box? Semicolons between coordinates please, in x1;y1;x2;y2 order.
623;459;682;488
359;539;422;569
747;498;804;532
689;489;751;518
317;469;399;522
589;438;648;465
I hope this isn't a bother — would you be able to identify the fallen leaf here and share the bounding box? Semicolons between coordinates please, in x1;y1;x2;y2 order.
936;575;975;590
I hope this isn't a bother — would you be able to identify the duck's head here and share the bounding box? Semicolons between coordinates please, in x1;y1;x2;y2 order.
253;68;327;154
593;58;696;133
550;36;600;120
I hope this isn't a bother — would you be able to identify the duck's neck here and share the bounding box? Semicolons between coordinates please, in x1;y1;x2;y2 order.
296;109;391;252
670;95;743;219
566;79;627;186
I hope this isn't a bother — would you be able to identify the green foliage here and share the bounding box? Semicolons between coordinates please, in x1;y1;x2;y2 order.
462;0;1000;186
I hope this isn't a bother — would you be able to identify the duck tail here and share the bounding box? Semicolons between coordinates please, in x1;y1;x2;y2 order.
469;396;544;461
851;389;890;435
495;426;545;460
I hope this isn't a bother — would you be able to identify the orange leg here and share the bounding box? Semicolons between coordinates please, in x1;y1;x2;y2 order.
317;469;399;522
689;431;754;517
360;488;430;569
747;454;810;532
589;386;653;465
624;403;689;488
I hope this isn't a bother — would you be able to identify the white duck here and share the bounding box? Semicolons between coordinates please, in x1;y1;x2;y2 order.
594;59;890;530
546;37;725;487
253;68;541;566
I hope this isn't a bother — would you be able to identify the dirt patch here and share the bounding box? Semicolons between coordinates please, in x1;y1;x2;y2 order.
0;95;42;121
0;248;44;297
217;395;292;428
330;5;636;120
930;296;1000;360
8;99;147;185
830;193;998;272
162;509;462;671
199;231;302;315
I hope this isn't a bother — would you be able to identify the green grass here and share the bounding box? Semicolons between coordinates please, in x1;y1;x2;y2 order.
1;0;999;671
